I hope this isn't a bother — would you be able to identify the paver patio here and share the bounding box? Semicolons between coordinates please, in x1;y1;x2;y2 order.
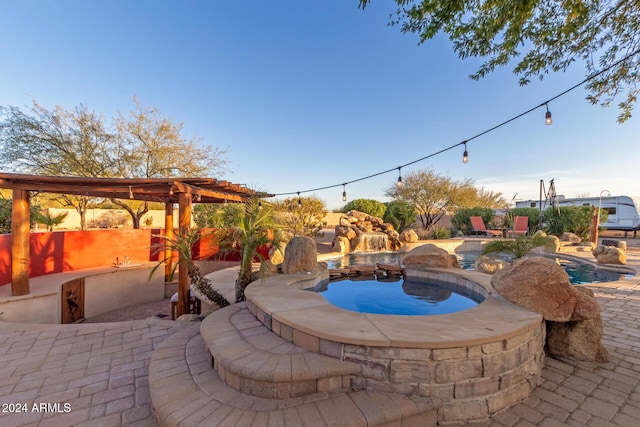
0;243;638;426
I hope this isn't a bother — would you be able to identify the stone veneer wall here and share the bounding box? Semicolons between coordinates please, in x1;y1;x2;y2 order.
341;323;545;423
246;267;546;423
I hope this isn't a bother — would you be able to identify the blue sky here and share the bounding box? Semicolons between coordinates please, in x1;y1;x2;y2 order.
1;1;638;210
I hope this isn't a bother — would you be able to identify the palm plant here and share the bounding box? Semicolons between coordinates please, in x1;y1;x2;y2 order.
33;211;68;231
481;234;549;259
151;229;230;309
217;198;283;303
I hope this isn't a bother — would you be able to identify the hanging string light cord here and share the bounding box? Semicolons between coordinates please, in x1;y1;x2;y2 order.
272;46;640;198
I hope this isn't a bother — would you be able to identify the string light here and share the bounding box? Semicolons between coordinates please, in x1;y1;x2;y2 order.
128;186;133;199
169;187;174;196
462;141;469;164
297;192;302;207
196;193;202;202
396;167;403;188
268;47;640;199
258;199;262;210
342;184;347;202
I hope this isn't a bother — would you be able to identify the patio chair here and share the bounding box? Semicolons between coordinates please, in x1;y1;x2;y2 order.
507;216;529;237
469;216;502;237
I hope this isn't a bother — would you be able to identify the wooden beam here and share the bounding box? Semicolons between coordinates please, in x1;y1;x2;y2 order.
164;202;174;283
11;189;30;295
177;192;192;318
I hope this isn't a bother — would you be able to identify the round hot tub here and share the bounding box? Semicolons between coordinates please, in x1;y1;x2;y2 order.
245;266;545;423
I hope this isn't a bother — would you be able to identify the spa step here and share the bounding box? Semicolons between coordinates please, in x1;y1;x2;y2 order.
200;303;361;399
149;323;437;427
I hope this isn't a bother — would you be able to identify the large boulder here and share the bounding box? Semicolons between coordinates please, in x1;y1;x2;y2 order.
491;257;608;362
332;236;350;254
561;232;582;243
402;244;460;269
592;245;626;265
491;257;600;321
474;255;509;275
268;245;285;265
547;317;609;362
282;236;318;274
400;229;419;243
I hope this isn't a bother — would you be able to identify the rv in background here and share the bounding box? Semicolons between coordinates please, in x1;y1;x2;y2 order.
515;195;640;238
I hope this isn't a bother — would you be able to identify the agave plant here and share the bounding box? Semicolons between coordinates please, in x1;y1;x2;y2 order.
216;197;284;303
151;228;230;309
481;234;549;259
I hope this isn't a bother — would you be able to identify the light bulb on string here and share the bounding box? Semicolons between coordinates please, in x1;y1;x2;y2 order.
462;141;469;164
342;184;347;202
129;186;134;199
396;167;403;188
258;199;262;210
297;192;302;208
545;103;552;125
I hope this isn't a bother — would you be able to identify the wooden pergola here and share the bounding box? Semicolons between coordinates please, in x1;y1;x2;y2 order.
0;173;266;318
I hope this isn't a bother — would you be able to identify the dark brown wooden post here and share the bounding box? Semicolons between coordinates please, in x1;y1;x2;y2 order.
177;192;192;318
164;202;174;283
11;188;30;296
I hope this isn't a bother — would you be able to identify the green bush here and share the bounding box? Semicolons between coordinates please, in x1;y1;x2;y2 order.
383;200;417;231
193;203;245;229
542;205;593;239
451;207;494;235
432;226;451;240
341;199;387;218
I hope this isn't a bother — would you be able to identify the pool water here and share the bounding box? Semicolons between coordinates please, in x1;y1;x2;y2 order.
325;251;632;285
311;277;482;316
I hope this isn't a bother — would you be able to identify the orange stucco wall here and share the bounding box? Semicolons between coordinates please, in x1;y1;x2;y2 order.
0;228;225;285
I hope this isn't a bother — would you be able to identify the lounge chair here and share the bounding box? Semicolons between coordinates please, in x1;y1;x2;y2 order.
508;216;529;237
469;216;502;237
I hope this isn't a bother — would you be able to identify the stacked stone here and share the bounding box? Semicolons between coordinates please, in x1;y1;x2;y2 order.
332;210;402;253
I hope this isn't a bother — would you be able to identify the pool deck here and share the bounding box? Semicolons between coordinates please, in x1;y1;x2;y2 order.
0;236;639;426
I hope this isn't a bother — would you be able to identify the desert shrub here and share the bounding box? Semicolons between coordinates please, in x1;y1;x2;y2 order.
432;226;451;240
273;196;327;238
341;199;386;218
542;205;593;239
193;203;245;229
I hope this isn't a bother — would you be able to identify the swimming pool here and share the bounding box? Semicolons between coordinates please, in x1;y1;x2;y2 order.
325;251;632;285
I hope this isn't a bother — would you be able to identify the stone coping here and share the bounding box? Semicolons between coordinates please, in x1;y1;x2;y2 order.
245;267;542;349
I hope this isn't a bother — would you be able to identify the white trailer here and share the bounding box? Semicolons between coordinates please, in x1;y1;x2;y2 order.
516;195;640;237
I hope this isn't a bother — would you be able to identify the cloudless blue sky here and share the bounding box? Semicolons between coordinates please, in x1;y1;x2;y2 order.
1;0;638;210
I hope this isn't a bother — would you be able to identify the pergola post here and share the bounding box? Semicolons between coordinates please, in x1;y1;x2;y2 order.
177;192;192;318
164;202;174;283
11;188;30;296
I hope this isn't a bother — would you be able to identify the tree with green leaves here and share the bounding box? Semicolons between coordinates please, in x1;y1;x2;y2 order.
112;97;229;228
385;169;504;230
0;98;229;229
383;200;417;231
273;196;327;238
359;0;640;122
0;102;115;229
